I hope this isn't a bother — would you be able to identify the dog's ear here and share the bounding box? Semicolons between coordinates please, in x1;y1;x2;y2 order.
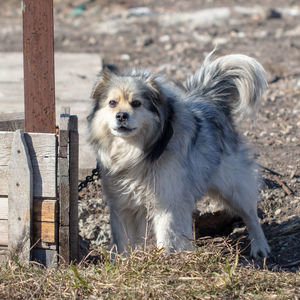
145;76;165;107
91;66;117;100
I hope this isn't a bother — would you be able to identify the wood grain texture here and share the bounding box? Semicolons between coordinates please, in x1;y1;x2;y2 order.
23;0;56;133
0;132;57;197
8;130;33;262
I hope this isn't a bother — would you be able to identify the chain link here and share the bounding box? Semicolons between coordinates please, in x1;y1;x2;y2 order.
78;167;101;192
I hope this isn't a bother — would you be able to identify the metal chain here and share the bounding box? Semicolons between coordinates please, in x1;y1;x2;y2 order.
78;167;101;192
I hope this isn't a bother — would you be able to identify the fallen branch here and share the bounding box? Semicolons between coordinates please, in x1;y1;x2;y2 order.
273;175;294;195
259;164;294;195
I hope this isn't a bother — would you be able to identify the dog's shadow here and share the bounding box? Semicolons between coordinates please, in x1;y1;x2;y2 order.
194;210;300;273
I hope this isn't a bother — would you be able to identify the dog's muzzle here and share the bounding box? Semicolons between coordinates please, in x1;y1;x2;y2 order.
116;112;129;123
114;112;136;134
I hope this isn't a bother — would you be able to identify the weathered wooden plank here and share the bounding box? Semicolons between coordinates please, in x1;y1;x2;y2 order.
0;220;8;246
0;197;8;220
0;197;58;250
31;249;57;267
0;198;57;222
8;130;33;262
33;200;57;222
58;226;69;263
33;221;56;245
58;111;70;263
24;133;57;198
69;115;79;261
0;219;57;249
0;132;14;196
23;0;56;133
0;112;24;131
0;132;57;197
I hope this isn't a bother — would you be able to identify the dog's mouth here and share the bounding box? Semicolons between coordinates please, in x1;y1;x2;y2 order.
113;126;137;135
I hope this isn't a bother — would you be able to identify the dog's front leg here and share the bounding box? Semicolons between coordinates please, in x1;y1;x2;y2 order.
152;206;194;252
109;207;129;254
109;206;147;254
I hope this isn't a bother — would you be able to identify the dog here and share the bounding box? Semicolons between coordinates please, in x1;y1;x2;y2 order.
87;51;271;258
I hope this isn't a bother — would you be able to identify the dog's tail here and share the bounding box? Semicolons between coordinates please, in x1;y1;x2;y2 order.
185;50;267;118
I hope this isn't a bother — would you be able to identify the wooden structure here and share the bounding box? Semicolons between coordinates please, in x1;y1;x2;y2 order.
23;0;56;133
0;0;80;265
0;112;79;265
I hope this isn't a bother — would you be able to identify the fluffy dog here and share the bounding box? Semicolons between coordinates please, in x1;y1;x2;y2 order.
88;51;270;258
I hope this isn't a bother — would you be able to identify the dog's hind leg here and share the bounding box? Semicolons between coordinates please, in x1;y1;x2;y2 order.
211;160;270;258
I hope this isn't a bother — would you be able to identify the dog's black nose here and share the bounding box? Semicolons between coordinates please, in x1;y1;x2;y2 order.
116;112;129;122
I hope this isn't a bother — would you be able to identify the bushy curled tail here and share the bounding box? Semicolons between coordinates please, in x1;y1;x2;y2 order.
186;51;267;118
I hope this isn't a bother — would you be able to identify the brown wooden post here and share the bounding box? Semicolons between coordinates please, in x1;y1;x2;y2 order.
23;0;56;133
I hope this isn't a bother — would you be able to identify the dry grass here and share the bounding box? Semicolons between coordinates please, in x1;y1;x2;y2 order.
0;240;299;299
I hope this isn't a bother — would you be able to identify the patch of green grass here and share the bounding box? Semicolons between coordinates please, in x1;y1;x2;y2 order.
0;241;299;299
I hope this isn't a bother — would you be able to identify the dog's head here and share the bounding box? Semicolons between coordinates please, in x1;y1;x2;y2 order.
88;68;176;161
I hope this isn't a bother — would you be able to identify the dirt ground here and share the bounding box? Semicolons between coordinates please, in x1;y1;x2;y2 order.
1;0;299;272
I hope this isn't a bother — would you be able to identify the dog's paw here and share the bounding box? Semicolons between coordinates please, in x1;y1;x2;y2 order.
250;239;271;258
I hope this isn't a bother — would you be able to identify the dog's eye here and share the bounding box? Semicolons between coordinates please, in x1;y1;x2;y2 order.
131;100;141;108
109;100;117;108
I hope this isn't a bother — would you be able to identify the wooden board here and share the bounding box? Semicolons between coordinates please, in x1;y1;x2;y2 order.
0;197;8;220
0;220;8;246
31;249;57;266
23;0;56;133
0;198;57;248
33;221;56;245
0;132;57;197
0;198;57;222
0;112;24;131
33;200;57;222
58;112;70;263
69;115;79;261
0;220;57;248
8;130;33;262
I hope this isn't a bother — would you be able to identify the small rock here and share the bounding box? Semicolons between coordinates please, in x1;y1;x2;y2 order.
126;7;153;18
120;54;130;61
159;35;171;43
285;25;300;37
266;9;282;19
275;209;281;216
143;37;154;46
213;37;227;46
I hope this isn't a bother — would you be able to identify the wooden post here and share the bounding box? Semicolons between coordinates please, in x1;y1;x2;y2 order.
23;0;56;133
69;115;79;261
58;108;79;263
